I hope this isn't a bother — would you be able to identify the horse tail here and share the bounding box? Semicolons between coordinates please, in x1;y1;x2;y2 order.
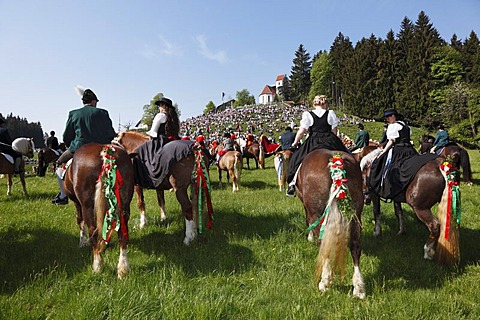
95;145;129;248
436;162;461;267
314;197;350;285
259;145;265;169
314;157;351;284
234;152;242;185
459;148;472;184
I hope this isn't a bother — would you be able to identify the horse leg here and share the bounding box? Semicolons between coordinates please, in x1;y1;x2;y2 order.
175;188;196;245
318;258;333;292
394;201;406;235
372;194;382;237
6;174;12;196
19;172;27;196
228;168;236;192
117;224;129;279
77;204;89;247
218;167;223;188
349;216;366;299
134;185;148;228
413;208;440;260
155;188;167;222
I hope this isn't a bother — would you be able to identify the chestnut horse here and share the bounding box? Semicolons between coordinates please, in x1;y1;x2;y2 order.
114;131;204;245
418;139;473;185
360;149;460;266
295;149;365;298
210;144;242;192
0;137;35;195
63;144;134;278
37;143;66;176
273;149;292;191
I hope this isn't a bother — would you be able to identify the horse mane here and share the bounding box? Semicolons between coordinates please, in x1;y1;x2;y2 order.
360;148;382;171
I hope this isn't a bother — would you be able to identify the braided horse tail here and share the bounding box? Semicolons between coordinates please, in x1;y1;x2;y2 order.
94;145;130;277
436;160;461;267
313;155;353;290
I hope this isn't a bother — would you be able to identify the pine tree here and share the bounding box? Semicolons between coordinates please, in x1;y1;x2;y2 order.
290;44;312;105
330;33;354;108
463;31;480;84
376;30;399;118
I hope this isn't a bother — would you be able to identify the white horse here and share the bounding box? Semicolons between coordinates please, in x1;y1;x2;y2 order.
0;137;35;195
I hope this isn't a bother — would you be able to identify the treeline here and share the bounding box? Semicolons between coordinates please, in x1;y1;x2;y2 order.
284;11;479;146
0;113;45;148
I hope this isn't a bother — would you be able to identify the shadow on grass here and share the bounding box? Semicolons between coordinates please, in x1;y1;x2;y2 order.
360;209;480;291
130;208;297;276
0;227;87;294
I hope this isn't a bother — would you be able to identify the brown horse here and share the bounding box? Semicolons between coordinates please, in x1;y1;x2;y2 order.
114;131;203;244
295;149;365;298
273;149;292;191
360;148;460;266
63;144;135;278
243;142;261;170
210;144;242;192
418;140;473;185
0;137;35;195
37;143;66;176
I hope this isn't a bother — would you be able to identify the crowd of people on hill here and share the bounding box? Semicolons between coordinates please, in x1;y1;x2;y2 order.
5;87;454;205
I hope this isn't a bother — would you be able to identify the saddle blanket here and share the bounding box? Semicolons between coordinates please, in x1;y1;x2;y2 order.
1;153;14;164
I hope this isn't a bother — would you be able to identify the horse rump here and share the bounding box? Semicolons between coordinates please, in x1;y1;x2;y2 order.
297;149;365;298
65;144;134;278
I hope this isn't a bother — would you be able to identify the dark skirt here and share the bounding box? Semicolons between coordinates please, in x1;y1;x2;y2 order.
133;137;194;189
368;145;438;202
287;131;349;183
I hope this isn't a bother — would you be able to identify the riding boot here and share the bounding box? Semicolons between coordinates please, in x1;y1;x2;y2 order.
14;157;22;174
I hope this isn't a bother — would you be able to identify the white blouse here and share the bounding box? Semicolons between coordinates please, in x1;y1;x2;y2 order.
147;112;168;137
299;107;339;130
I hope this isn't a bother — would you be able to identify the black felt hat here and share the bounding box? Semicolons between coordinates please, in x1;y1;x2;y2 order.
155;97;173;108
383;109;398;117
82;89;99;102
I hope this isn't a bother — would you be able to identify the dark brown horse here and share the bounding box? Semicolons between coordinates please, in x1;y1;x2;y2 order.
210;144;242;192
360;148;460;266
418;139;473;185
0;137;35;195
241;142;261;170
37;143;66;176
113;131;203;244
63;144;135;278
295;149;365;298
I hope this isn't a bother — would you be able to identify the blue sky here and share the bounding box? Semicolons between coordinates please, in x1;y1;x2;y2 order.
1;0;479;138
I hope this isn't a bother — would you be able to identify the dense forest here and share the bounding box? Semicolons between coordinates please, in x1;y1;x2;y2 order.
0;113;45;148
284;11;479;146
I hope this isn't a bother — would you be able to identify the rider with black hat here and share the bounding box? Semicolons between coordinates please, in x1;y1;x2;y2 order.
52;88;116;205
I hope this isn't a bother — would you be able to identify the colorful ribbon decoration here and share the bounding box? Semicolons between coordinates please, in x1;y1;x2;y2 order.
439;159;461;239
307;154;349;239
193;144;214;233
97;145;128;244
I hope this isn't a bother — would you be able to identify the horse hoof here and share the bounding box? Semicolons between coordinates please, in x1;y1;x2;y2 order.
423;244;435;260
318;281;328;292
353;286;366;299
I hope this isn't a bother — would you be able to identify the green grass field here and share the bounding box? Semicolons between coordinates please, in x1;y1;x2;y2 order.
0;148;479;319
